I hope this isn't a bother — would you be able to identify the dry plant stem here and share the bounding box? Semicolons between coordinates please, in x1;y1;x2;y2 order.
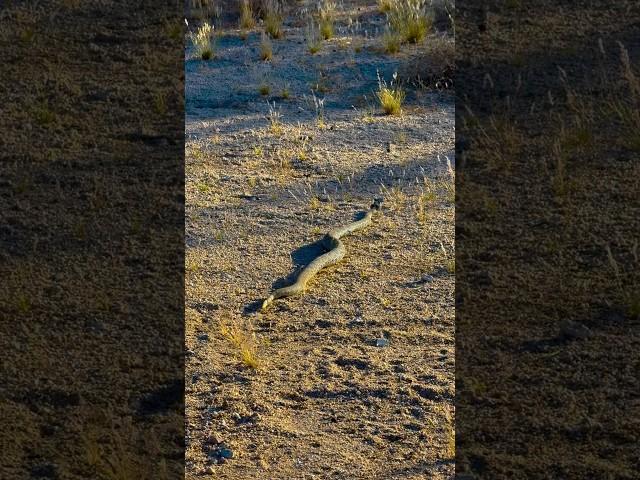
262;199;383;310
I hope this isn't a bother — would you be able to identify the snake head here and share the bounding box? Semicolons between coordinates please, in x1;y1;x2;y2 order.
371;198;383;211
261;295;274;311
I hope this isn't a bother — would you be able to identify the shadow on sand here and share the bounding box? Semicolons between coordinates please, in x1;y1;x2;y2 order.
242;208;373;315
242;238;327;315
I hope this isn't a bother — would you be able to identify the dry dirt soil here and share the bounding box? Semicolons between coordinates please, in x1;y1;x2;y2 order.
456;1;640;478
185;2;455;479
0;2;184;479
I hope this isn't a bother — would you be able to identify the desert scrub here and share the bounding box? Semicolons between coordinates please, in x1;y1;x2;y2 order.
267;100;283;134
378;0;393;13
318;0;336;40
382;27;401;54
387;0;432;44
263;0;284;38
239;0;256;29
416;189;436;224
259;83;271;95
305;20;322;54
281;83;290;99
376;71;405;115
189;21;214;59
310;90;326;126
219;318;261;369
260;31;273;60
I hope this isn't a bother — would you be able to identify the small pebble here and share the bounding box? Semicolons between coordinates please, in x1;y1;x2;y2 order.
375;338;389;348
205;434;223;445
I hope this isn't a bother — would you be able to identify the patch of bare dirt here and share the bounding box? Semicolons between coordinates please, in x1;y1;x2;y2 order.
456;1;640;478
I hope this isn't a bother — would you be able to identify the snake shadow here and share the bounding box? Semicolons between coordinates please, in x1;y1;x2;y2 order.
242;238;328;315
243;210;372;315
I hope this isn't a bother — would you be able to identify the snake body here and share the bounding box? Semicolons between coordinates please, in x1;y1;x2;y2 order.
262;199;382;310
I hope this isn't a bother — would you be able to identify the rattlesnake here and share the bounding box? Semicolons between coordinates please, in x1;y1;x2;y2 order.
261;199;383;310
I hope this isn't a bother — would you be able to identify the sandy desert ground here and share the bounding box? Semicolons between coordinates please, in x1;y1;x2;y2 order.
184;2;455;478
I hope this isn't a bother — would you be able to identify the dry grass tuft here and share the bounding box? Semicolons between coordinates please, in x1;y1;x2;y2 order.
443;406;455;458
376;71;405;115
260;31;273;60
281;84;290;99
382;28;402;54
239;0;256;29
318;0;336;40
263;0;284;38
189;21;214;60
378;0;394;13
259;83;271;96
387;0;432;44
220;317;261;369
305;20;322;54
266;100;283;134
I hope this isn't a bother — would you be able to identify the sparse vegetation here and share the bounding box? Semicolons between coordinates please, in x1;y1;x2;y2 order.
318;1;336;40
305;20;322;54
310;91;326;126
260;31;273;60
382;184;407;211
443;406;455;458
183;4;455;477
189;21;214;60
219;317;261;369
259;83;271;95
376;71;405;115
188;0;217;21
239;0;256;29
378;0;394;13
387;0;432;44
263;0;284;39
382;28;401;54
267;100;283;134
401;35;454;86
281;83;290;99
416;190;433;224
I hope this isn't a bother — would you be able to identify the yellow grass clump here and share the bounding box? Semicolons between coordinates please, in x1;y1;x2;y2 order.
376;71;405;115
189;21;214;60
